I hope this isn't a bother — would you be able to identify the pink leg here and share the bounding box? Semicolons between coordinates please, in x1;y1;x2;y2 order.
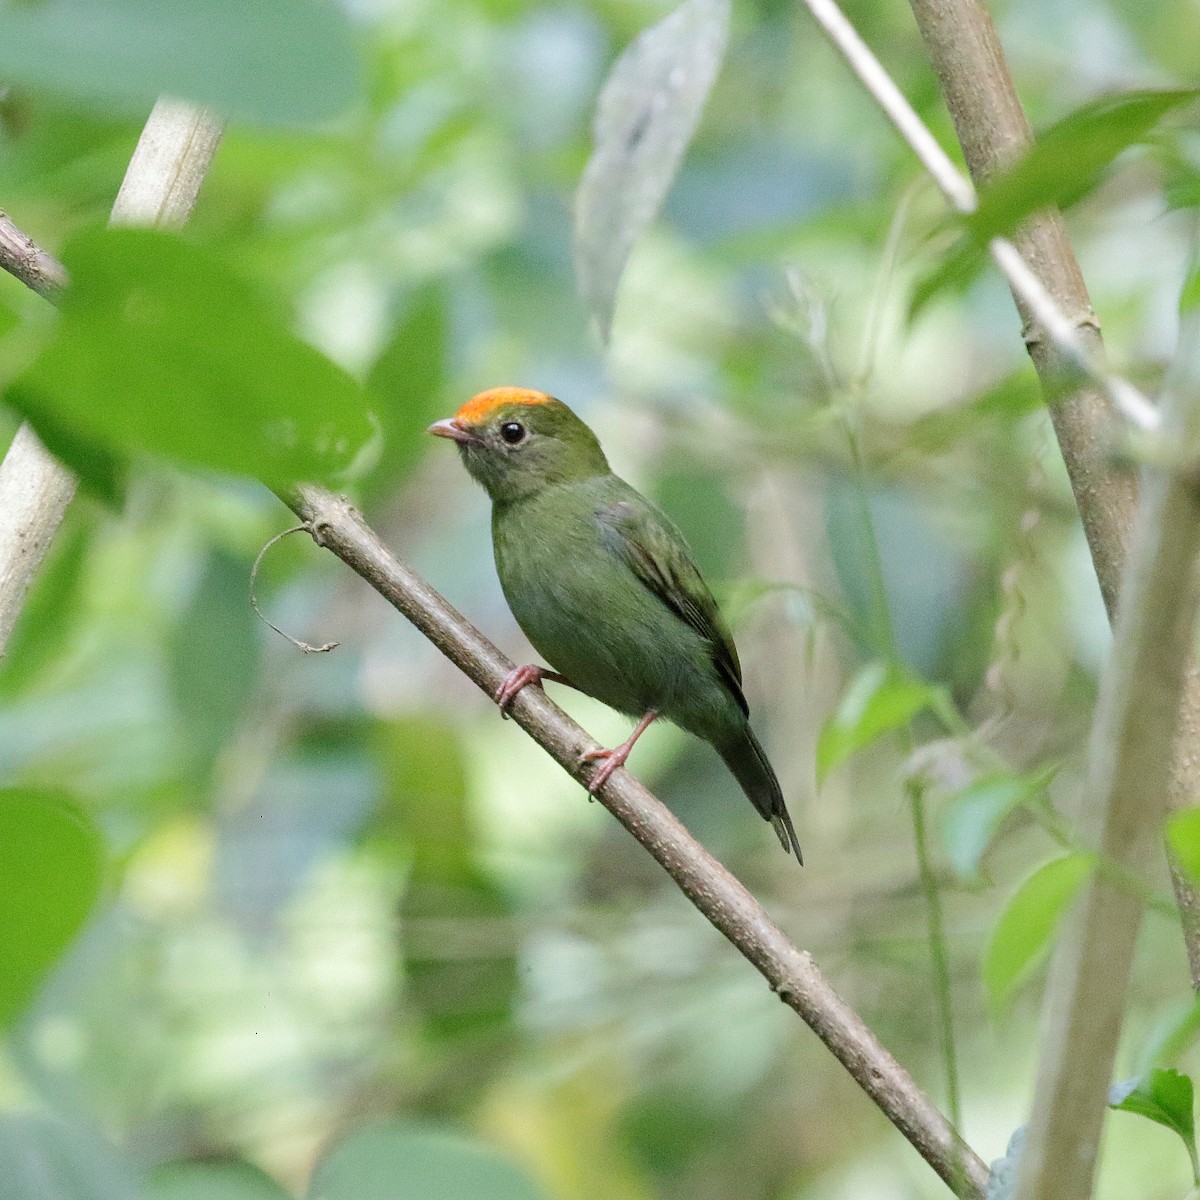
495;664;573;717
580;710;660;794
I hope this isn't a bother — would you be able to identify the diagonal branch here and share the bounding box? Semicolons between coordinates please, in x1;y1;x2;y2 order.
0;203;990;1191
0;99;222;656
285;483;990;1198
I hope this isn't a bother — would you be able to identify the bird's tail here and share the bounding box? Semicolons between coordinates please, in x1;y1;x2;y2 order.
716;726;802;864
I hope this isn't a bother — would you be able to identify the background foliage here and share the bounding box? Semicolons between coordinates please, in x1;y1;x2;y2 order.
2;0;1200;1197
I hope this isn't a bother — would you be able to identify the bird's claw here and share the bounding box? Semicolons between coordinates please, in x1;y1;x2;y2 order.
495;664;545;717
580;745;629;795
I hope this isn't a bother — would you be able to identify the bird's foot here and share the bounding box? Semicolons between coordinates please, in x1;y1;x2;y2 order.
580;710;659;795
495;665;572;718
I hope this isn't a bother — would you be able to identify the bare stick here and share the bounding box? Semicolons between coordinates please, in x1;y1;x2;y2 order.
0;99;222;656
1015;307;1200;1200
249;525;339;654
286;482;989;1199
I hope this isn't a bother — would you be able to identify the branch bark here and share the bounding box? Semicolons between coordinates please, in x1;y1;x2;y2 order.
286;484;990;1199
903;0;1200;989
1014;309;1200;1200
0;98;222;656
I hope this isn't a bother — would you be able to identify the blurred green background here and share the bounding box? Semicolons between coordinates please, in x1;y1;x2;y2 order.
1;0;1199;1197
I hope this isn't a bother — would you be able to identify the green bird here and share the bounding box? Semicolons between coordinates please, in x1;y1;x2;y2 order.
428;386;801;863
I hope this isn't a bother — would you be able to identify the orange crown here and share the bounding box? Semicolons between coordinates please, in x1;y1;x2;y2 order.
455;386;553;426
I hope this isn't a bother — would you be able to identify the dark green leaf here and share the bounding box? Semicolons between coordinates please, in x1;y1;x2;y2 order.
816;662;942;784
8;227;374;490
308;1122;548;1200
575;0;730;341
363;285;448;495
0;790;104;1026
983;852;1093;1014
167;550;262;779
0;0;361;127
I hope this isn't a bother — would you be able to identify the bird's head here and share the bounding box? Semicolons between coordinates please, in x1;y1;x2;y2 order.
428;387;610;502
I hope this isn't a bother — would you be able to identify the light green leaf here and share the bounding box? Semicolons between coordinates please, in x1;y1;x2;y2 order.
8;227;374;491
816;662;941;784
148;1161;293;1200
574;0;730;341
1168;808;1200;882
983;852;1093;1015
0;0;361;127
0;790;104;1026
1110;1068;1198;1181
940;769;1053;883
308;1122;548;1200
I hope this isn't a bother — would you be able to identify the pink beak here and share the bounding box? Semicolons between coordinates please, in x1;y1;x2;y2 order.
427;418;478;445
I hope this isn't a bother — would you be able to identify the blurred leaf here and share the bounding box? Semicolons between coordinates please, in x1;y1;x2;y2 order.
574;0;730;341
940;768;1054;883
985;1126;1025;1200
1167;808;1200;883
0;0;361;126
375;717;518;1042
8;227;374;491
966;90;1197;245
308;1122;548;1200
148;1161;293;1200
167;549;261;778
913;90;1198;315
817;662;942;784
1110;1069;1199;1181
1137;995;1200;1074
0;789;104;1027
0;510;92;697
0;1112;140;1200
983;852;1093;1014
364;284;448;494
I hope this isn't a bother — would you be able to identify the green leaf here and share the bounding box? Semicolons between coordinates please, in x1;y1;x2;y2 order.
308;1122;548;1200
0;1112;140;1200
374;718;518;1042
8;227;374;491
983;852;1093;1015
940;769;1053;883
0;511;92;697
1110;1068;1199;1181
148;1160;294;1200
1167;807;1200;883
363;285;448;496
816;662;941;784
0;0;361;127
966;89;1198;246
912;90;1198;316
0;790;104;1026
574;0;730;341
166;550;262;779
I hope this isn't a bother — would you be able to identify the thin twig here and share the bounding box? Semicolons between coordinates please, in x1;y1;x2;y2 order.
0;100;222;657
285;482;989;1199
249;525;339;654
798;0;1158;433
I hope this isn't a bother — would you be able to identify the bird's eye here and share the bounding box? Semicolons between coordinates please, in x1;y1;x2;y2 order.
499;421;526;445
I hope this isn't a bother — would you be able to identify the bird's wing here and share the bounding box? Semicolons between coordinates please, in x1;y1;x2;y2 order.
598;496;748;717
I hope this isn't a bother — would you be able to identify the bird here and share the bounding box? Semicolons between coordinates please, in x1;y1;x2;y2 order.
428;386;802;863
